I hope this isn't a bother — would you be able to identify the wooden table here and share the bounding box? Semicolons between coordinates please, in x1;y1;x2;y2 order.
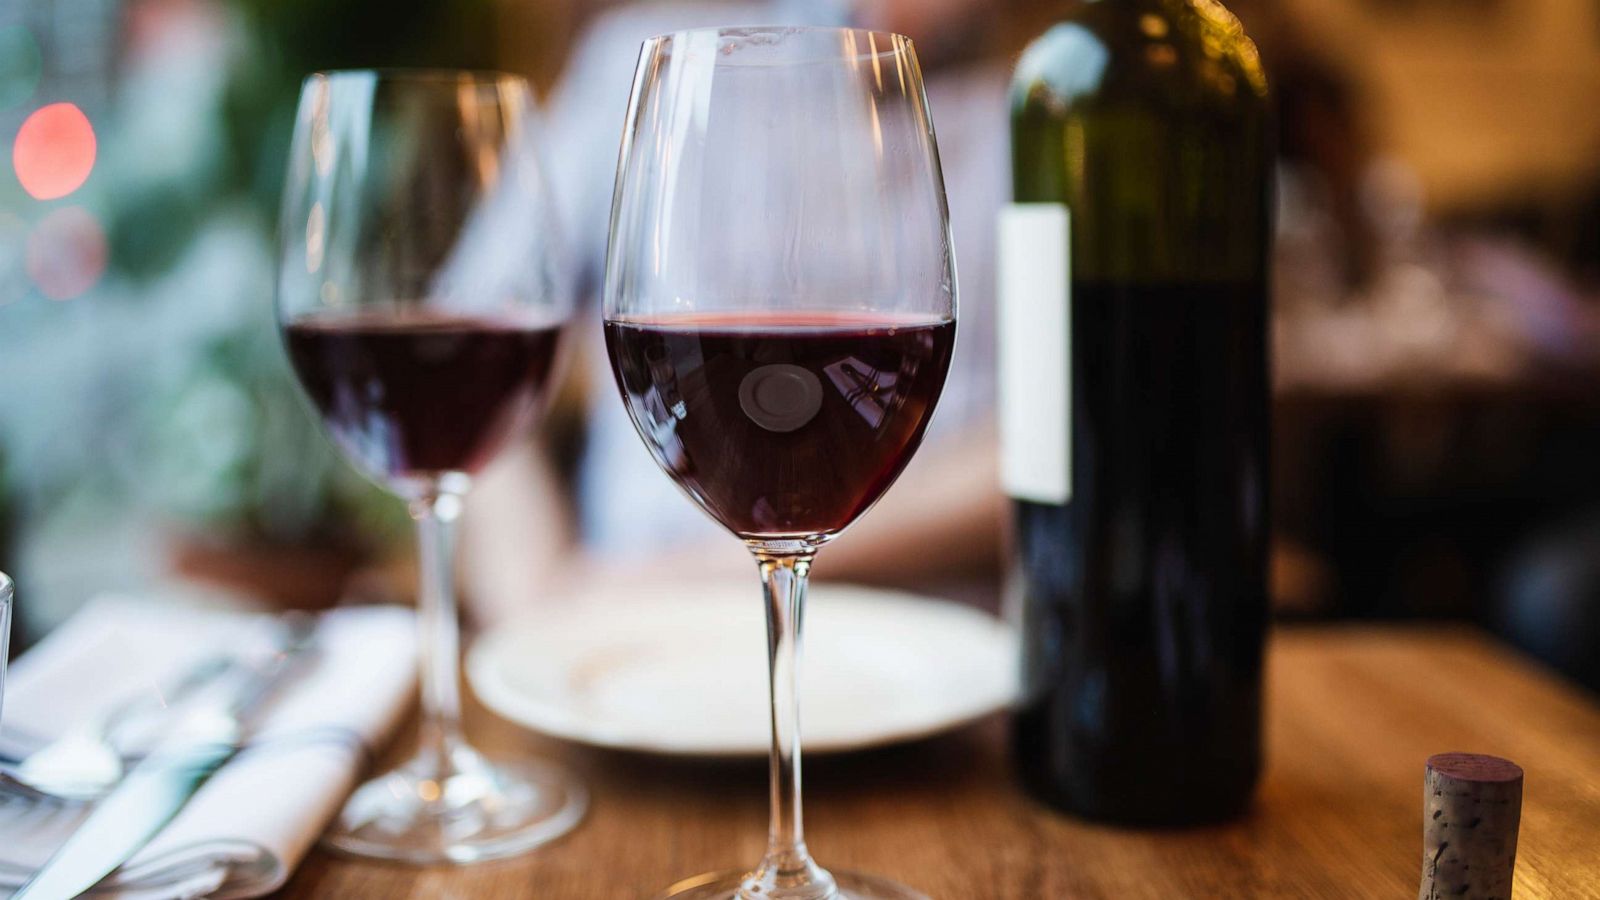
281;627;1600;898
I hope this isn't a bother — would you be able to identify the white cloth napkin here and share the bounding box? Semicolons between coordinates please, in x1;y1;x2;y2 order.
0;595;415;898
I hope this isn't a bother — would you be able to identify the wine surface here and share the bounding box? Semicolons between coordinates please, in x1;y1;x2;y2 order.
286;311;562;484
604;311;954;539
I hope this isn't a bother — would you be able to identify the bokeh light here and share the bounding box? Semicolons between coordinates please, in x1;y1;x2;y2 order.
26;206;108;300
13;102;97;200
0;27;43;111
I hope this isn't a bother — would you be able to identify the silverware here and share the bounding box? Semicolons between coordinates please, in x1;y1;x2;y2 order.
0;772;78;835
10;614;316;900
12;654;234;801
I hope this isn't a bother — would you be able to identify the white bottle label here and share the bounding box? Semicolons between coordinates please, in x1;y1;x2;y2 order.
998;203;1071;505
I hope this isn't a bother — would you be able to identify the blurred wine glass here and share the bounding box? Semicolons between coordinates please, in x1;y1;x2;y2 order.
275;69;584;864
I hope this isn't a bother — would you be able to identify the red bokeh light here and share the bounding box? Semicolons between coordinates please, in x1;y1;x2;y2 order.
26;206;107;300
13;102;97;200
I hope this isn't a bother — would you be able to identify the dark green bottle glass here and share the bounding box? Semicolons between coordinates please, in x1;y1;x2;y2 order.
1000;0;1272;825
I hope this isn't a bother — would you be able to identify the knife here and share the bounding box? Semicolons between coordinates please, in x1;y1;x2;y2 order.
11;615;315;900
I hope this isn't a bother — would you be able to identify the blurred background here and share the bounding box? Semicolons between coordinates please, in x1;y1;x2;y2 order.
2;0;1598;690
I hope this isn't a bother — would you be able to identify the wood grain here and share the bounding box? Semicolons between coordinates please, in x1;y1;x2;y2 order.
278;627;1600;899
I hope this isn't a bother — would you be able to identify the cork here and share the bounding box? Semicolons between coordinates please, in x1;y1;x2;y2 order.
1419;752;1523;900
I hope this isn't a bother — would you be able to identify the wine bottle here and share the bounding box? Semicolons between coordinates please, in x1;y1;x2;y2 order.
1001;0;1271;826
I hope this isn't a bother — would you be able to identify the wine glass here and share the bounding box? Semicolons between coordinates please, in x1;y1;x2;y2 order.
276;70;585;864
604;28;955;900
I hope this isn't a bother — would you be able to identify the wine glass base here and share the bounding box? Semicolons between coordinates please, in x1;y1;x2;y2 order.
657;870;929;900
321;748;586;865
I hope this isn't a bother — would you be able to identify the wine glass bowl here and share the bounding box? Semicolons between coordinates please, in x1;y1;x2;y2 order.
604;27;954;900
604;27;956;546
276;69;584;865
278;71;570;496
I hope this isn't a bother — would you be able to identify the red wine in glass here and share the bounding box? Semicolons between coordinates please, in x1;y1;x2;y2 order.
604;311;955;538
286;310;563;485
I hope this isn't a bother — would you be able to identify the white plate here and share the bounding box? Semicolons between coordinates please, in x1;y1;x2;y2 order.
467;582;1018;757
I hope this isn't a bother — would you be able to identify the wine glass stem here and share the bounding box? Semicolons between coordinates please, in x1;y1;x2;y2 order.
749;545;836;899
412;489;467;776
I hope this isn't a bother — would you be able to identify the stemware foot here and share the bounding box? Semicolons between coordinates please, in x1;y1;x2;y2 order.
322;745;586;865
657;869;928;900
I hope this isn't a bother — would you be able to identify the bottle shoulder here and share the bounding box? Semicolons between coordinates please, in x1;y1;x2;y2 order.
1010;0;1267;116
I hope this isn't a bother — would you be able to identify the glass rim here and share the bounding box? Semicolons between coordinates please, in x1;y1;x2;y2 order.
642;25;916;63
301;67;529;88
